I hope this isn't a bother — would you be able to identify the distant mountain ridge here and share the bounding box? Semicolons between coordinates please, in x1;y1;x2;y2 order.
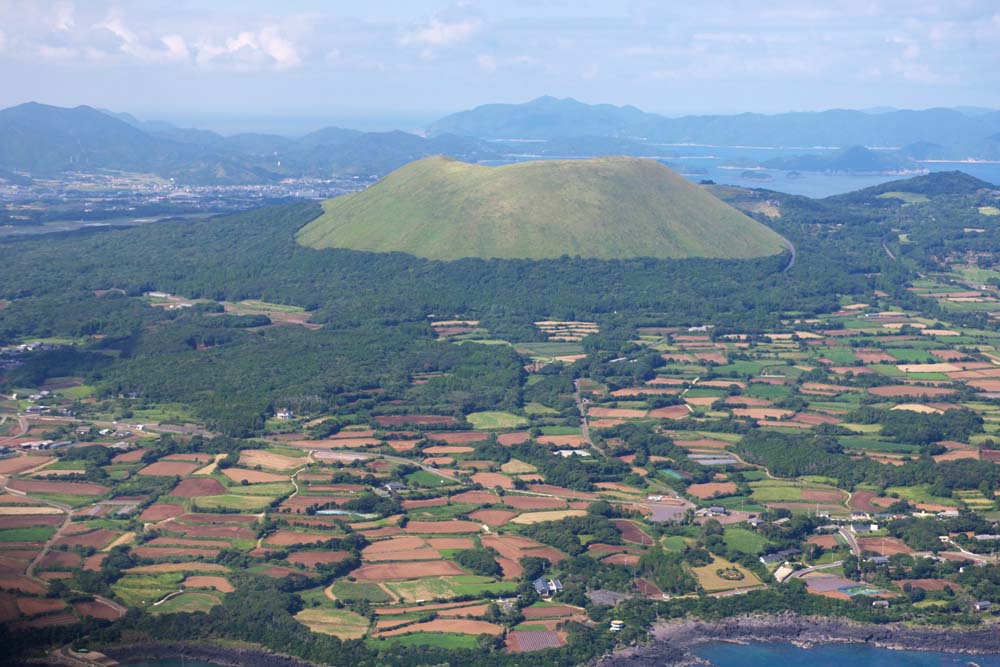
0;102;497;184
428;96;1000;158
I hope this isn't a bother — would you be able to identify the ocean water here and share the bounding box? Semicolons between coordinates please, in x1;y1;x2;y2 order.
695;642;1000;667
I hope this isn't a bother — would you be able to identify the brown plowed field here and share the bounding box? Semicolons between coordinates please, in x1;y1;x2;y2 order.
449;490;500;505
264;531;333;546
239;450;304;471
129;563;229;573
0;515;63;528
7;480;107;496
0;575;47;594
169;524;255;540
0;592;20;622
497;432;531;446
0;457;53;475
16;597;66;616
427;432;490;444
536;434;586;446
687;482;738;499
802;488;847;503
179;513;259;524
731;408;794;420
469;509;517;526
74;600;122;620
147;537;232;548
503;495;565;510
132;546;221;559
588;407;647;418
171;478;226;497
497;556;523;579
806;535;840;548
404;520;481;534
379;618;501;636
184;575;235;592
472;472;514;489
423;445;474;454
221;468;289;484
112;449;146;463
165;453;213;463
522;605;578;619
602;552;641;566
857;537;914;556
353;560;464;580
612;519;653;545
37;551;81;570
364;536;427;555
55;529;120;549
647;405;690;419
365;548;441;561
139;504;185;521
375;415;458;427
868;385;956;398
286;551;352;568
138;461;200;477
402;497;448;509
427;538;475;550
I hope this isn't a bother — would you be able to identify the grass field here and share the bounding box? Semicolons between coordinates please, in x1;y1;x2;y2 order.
371;633;478;649
0;526;57;542
150;591;220;615
298;156;786;261
227;482;294;496
329;581;393;603
386;576;515;602
691;556;762;592
295;608;369;638
193;494;275;511
406;470;453;488
113;573;184;607
722;528;771;555
467;411;528;430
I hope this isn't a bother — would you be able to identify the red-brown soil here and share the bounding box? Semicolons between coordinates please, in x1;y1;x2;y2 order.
132;546;221;559
264;530;334;546
138;461;200;477
403;520;481;534
16;597;66;616
54;528;119;549
469;509;517;526
286;551;352;568
74;599;123;620
687;482;738;499
7;480;107;496
374;415;458;427
353;560;464;580
612;519;653;545
184;575;235;592
139;504;186;521
427;432;490;444
170;478;225;497
503;495;565;510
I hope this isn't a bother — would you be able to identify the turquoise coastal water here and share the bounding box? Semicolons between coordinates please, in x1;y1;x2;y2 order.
121;645;1000;667
695;642;1000;666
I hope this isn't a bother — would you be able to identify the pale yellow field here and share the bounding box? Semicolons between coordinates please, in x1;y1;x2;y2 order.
510;509;587;525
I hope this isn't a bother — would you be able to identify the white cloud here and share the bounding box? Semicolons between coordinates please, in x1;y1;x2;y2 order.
52;2;74;31
401;18;481;47
161;34;189;62
195;27;301;69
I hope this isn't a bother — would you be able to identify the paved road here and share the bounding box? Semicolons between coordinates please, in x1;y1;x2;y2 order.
882;240;897;261
572;379;594;449
787;560;844;580
781;236;797;272
838;526;862;557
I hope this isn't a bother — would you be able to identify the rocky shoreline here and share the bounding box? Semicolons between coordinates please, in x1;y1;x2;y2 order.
102;642;317;667
601;613;1000;666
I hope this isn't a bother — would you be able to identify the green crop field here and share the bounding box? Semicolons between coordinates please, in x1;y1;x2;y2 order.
150;591;220;615
467;411;528;430
330;581;393;603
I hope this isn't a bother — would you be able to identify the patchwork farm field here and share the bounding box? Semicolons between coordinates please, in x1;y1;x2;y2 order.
7;204;1000;660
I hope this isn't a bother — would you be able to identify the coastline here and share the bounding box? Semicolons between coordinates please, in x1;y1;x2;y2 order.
100;642;317;667
600;613;1000;666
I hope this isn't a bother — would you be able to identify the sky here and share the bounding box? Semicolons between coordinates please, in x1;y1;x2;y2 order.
0;0;998;133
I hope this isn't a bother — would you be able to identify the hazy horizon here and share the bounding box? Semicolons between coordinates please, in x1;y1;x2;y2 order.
1;0;998;132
